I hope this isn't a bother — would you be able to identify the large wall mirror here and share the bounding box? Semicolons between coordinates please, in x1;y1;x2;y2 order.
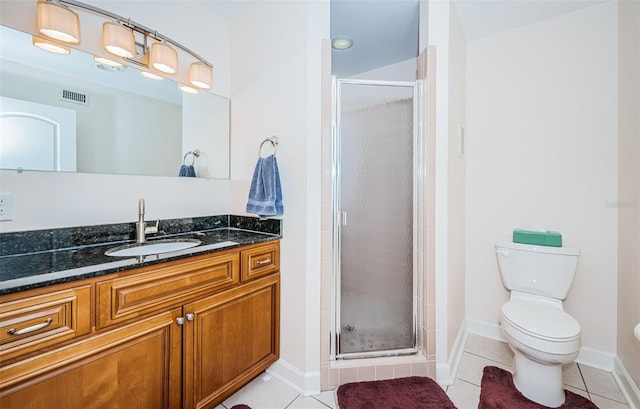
0;24;230;179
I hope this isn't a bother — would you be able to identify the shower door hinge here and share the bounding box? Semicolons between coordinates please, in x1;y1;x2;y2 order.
337;211;347;226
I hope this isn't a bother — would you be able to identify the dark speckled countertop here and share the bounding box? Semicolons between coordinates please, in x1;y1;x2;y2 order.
0;215;281;295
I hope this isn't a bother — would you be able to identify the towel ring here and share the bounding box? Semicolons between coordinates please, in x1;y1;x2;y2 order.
183;149;200;166
259;135;279;158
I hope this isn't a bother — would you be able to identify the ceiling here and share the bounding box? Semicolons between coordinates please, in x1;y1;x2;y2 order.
453;0;605;41
330;0;420;77
202;0;605;78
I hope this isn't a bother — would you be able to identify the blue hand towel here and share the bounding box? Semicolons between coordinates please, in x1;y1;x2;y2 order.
178;164;196;177
246;154;283;219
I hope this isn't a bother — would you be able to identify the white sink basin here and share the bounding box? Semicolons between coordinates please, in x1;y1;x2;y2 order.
106;239;201;257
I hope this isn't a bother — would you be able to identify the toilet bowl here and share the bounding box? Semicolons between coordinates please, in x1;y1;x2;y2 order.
495;241;581;408
500;292;581;407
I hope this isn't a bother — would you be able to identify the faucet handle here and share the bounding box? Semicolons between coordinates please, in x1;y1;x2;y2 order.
145;219;159;235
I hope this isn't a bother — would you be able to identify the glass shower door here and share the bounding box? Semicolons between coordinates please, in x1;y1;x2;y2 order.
334;79;416;358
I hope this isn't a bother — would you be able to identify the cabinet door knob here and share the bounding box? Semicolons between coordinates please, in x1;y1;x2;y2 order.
256;258;271;265
176;317;185;325
186;313;195;322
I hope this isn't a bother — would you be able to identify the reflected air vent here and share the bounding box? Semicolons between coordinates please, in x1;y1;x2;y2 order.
60;89;89;106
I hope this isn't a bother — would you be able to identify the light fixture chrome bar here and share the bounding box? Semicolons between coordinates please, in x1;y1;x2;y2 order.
53;0;213;69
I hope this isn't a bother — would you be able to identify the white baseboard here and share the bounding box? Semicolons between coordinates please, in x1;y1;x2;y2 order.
613;357;640;409
466;318;505;342
266;359;321;396
466;318;618;373
575;347;615;371
436;320;468;385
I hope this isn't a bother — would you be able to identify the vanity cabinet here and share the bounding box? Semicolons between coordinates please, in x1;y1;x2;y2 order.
184;274;279;409
0;241;280;409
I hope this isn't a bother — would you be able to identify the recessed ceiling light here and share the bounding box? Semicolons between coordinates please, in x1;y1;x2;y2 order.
332;37;353;50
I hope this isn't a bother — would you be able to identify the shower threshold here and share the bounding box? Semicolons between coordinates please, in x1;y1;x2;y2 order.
336;347;418;360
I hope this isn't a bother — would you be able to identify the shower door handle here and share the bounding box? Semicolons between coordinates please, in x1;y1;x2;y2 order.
338;211;347;226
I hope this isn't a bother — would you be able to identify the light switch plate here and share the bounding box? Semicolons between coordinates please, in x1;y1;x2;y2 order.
457;124;465;157
0;193;14;221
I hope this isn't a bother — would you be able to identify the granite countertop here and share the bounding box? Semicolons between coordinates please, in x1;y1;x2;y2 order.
0;215;281;295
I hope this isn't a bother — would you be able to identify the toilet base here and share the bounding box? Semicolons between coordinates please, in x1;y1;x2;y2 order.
512;353;566;408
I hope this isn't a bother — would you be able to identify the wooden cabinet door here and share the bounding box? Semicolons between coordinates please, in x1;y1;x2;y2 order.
0;308;183;409
183;274;280;409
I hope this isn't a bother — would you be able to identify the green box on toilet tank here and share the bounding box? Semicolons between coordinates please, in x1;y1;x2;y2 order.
513;229;562;247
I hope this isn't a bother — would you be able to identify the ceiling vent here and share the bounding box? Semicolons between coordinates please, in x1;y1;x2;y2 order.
60;89;89;106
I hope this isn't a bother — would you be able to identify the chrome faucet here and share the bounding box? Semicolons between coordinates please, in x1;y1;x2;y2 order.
136;198;159;244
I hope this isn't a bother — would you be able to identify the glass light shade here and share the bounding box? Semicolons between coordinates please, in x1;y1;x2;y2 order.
140;71;163;80
32;36;70;55
103;22;134;58
150;42;177;74
94;55;123;67
189;62;212;89
178;84;198;94
332;37;353;50
37;1;80;44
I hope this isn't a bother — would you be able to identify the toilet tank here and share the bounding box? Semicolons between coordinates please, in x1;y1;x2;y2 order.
495;241;580;300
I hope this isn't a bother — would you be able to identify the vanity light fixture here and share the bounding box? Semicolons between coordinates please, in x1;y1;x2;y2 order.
102;21;135;58
189;62;212;89
37;0;80;43
178;84;198;94
33;0;215;87
140;71;163;80
150;42;178;74
32;35;71;55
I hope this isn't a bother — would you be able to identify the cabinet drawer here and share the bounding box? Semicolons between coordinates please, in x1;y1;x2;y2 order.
0;286;91;362
241;242;280;282
97;252;239;328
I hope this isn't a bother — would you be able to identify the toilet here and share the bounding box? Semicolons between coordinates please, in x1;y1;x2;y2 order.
495;241;581;408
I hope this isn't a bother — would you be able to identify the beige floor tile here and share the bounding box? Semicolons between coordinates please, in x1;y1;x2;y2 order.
590;393;630;409
287;395;333;409
214;335;634;409
563;362;587;390
456;351;511;387
446;379;481;409
222;374;298;409
579;364;627;403
464;334;513;366
565;385;590;399
312;390;338;409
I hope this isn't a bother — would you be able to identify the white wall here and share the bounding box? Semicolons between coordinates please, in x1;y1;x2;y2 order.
426;0;467;383
0;1;232;232
466;2;619;358
446;3;467;366
228;0;328;393
617;0;640;390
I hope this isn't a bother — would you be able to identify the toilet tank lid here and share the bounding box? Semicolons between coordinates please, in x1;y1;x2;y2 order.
496;241;579;256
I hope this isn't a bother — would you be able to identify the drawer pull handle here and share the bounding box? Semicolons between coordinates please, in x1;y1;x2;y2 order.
256;258;271;265
8;318;53;335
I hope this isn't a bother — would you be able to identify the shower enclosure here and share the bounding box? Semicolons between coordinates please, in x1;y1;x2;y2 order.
332;78;421;359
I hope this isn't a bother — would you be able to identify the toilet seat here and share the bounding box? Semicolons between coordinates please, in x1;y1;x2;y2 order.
501;300;580;342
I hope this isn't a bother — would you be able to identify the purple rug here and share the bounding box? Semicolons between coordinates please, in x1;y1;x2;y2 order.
231;405;252;409
479;366;599;409
337;376;456;409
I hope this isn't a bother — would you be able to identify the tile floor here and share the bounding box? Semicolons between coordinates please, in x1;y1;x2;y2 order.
216;334;631;409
